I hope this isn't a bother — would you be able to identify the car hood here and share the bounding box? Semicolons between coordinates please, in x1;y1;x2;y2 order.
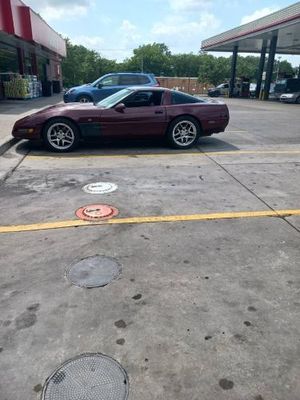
66;84;92;92
15;103;102;126
31;102;98;116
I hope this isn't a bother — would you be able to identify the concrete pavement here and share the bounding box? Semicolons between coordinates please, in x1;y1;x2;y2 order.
0;98;299;400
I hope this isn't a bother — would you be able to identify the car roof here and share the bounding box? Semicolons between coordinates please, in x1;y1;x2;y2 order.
127;86;170;91
104;72;154;76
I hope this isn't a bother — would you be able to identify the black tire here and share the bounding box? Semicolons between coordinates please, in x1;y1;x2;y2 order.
296;96;300;104
43;118;80;152
76;95;93;103
167;116;201;149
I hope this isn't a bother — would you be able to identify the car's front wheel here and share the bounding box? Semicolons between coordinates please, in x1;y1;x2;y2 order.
167;116;201;149
43;118;80;152
77;95;93;103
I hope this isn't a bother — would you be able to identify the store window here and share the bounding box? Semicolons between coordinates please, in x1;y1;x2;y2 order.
37;57;48;81
0;44;18;73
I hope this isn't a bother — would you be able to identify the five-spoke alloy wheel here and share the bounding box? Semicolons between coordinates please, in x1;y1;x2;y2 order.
43;118;80;152
77;95;92;103
167;116;201;149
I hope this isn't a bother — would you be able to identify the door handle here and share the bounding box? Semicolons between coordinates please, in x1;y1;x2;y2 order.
155;110;163;114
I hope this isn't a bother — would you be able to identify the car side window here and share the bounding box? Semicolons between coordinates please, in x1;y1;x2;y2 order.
119;74;140;85
171;92;203;105
100;75;119;86
123;91;163;108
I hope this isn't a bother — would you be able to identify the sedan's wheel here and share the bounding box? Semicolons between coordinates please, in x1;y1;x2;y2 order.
296;96;300;104
77;95;92;103
167;116;200;149
43;118;80;152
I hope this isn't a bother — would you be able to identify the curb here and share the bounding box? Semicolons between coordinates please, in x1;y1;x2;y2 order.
0;137;19;156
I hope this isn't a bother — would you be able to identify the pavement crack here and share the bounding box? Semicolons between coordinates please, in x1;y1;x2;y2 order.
199;149;300;234
0;147;30;187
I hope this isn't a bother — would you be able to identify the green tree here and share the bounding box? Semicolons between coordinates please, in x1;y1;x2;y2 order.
198;54;230;85
123;43;172;76
62;39;118;87
170;53;201;77
275;59;294;78
236;55;260;80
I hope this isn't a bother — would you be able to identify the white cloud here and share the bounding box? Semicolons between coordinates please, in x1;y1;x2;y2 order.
64;20;141;61
241;7;280;25
152;12;220;39
169;0;212;12
151;12;220;54
25;0;94;20
120;20;141;42
70;35;105;49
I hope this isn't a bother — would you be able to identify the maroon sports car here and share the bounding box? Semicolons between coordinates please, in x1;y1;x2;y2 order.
12;87;229;152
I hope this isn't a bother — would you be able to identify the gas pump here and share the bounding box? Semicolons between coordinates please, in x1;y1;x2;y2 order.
240;77;250;97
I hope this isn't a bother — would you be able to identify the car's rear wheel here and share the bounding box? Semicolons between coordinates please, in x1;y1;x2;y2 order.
77;95;92;103
43;118;80;152
167;116;201;149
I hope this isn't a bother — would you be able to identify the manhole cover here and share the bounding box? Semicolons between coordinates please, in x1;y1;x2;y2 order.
67;255;121;288
83;182;118;194
76;204;119;221
42;353;129;400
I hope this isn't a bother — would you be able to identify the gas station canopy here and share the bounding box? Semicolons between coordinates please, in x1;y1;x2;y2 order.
201;2;300;100
201;2;300;55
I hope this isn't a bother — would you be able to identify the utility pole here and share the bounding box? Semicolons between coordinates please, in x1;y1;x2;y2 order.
141;56;144;73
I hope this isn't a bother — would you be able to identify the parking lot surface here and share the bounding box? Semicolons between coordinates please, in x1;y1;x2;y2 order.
0;98;299;400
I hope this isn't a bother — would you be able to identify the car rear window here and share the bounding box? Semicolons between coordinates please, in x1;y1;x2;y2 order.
119;75;140;85
171;91;204;105
138;75;151;84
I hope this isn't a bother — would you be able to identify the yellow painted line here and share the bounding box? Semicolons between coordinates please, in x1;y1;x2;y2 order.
27;149;300;160
204;150;300;156
1;208;300;234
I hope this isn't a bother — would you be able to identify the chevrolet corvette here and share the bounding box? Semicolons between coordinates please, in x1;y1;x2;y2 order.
12;87;229;152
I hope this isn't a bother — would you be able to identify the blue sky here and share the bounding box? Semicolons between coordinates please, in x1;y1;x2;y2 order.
26;0;300;65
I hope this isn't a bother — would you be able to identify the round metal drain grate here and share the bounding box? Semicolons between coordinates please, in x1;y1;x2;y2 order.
42;353;129;400
67;255;121;288
76;204;119;221
82;182;118;194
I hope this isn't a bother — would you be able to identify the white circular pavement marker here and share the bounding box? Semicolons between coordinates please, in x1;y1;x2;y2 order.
82;182;118;194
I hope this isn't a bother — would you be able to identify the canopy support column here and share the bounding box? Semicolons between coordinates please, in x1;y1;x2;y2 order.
256;40;267;98
229;45;238;98
263;34;278;100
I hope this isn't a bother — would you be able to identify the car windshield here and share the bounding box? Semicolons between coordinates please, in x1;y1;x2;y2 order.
96;88;134;108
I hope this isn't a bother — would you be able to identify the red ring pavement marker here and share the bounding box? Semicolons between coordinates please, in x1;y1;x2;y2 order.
75;204;119;222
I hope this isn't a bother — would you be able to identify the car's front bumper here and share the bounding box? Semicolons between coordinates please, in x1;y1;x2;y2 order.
63;92;71;103
280;97;295;103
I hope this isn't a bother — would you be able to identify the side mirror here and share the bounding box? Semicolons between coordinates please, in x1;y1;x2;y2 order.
115;103;126;113
97;83;103;89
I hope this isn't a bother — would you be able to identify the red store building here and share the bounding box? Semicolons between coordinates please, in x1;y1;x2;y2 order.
0;0;66;99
